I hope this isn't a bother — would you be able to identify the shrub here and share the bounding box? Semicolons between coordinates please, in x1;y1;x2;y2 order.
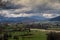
47;32;60;40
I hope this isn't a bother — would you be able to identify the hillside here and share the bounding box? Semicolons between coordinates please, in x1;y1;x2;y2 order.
50;16;60;21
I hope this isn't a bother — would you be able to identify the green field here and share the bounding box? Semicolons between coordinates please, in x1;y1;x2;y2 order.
6;30;47;40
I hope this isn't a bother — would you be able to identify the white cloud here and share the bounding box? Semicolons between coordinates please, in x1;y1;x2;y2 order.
43;13;59;18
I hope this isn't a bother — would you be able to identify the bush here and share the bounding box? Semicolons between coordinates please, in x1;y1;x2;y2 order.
47;32;60;40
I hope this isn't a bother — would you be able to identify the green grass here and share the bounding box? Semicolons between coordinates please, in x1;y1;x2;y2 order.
7;30;47;40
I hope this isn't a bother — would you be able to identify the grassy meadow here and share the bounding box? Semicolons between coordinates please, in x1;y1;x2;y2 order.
6;30;47;40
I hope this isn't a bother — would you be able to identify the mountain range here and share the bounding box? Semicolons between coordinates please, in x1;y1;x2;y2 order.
0;16;48;23
0;15;60;23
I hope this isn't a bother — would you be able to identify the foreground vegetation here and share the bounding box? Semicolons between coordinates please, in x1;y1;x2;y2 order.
0;22;60;40
1;30;47;40
7;30;47;40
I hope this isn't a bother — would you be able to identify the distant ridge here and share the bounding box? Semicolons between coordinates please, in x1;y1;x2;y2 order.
50;16;60;21
0;16;48;23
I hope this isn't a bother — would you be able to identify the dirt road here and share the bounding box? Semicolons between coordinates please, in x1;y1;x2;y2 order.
31;29;60;32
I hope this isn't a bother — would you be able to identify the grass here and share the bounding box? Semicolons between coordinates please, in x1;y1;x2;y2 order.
7;30;47;40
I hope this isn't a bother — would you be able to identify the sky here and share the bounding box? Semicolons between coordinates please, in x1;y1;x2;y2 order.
0;0;60;18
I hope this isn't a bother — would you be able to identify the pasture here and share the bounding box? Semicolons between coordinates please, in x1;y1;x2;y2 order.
3;30;47;40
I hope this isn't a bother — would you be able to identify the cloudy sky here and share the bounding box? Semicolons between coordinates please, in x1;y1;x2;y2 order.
0;0;60;18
